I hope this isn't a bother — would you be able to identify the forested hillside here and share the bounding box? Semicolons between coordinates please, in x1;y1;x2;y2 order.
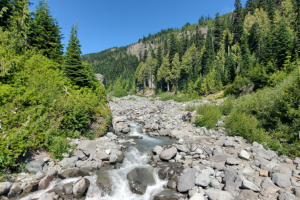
0;0;110;171
83;0;300;157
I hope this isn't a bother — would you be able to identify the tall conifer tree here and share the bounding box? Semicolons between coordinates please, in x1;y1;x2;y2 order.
63;23;90;87
232;0;244;44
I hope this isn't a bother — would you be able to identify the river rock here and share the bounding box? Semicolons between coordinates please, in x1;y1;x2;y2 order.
96;171;113;196
25;160;44;174
96;151;109;160
59;156;78;169
242;179;260;192
113;116;127;124
261;177;277;189
46;169;58;178
153;145;163;155
62;182;73;195
167;175;179;189
0;182;12;196
271;165;292;178
195;173;210;187
8;182;22;197
159;129;170;136
206;189;233;200
34;171;45;180
190;193;205;200
239;150;250;160
38;176;53;190
240;190;258;200
271;173;291;188
38;192;55;200
109;152;125;164
176;145;189;152
73;178;90;198
73;150;87;160
226;157;240;165
159;147;177;160
127;167;155;195
59;168;89;179
22;181;39;194
177;168;198;192
223;168;238;182
76;140;96;156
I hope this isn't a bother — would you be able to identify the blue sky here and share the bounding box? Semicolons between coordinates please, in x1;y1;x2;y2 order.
29;0;247;55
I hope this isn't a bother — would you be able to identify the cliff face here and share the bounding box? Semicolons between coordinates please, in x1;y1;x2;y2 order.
126;26;209;59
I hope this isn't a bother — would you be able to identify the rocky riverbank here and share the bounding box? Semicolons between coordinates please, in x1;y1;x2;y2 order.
1;95;300;200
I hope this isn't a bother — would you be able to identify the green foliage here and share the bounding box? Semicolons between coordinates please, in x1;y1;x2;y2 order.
110;90;128;98
195;104;222;129
224;75;253;96
160;94;193;102
219;95;235;115
48;136;70;160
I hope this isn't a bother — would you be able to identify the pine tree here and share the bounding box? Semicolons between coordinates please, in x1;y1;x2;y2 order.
248;22;260;53
169;33;177;64
171;53;181;93
202;29;214;75
164;39;168;55
245;0;256;14
232;0;244;44
143;50;148;62
63;23;90;87
157;54;171;91
29;0;63;63
274;18;292;69
214;12;223;53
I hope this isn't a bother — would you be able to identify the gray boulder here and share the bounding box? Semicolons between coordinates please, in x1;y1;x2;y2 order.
261;177;277;189
0;182;12;196
59;169;89;179
46;169;58;178
25;160;44;174
153;145;163;155
59;156;78;169
223;169;238;182
167;175;179;189
238;150;250;160
206;189;233;200
96;151;109;161
73;178;90;198
96;171;113;196
38;192;54;200
159;147;177;160
72;150;87;160
109;152;125;164
22;181;39;194
127;167;155;195
271;173;291;188
176;145;189;152
177;168;198;192
190;193;205;200
159;129;170;136
34;171;45;180
271;165;292;178
195;173;210;187
38;176;53;190
226;157;240;165
8;183;22;197
62;182;73;195
76;140;96;156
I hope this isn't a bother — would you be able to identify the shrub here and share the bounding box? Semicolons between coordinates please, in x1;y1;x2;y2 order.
48;136;70;160
219;95;235;116
185;104;197;112
110;89;127;98
224;75;253;97
194;104;222;129
160;94;193;102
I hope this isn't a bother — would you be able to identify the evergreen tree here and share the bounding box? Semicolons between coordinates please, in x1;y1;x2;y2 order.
29;0;63;63
169;33;177;64
171;53;181;93
232;0;244;44
0;0;12;29
274;18;292;69
214;12;222;53
248;22;260;53
202;29;214;75
245;0;256;14
63;23;91;87
143;49;148;62
163;39;168;55
224;54;236;84
157;54;171;91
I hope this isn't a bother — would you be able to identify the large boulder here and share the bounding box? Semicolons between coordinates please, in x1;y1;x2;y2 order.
177;168;198;192
59;169;89;179
96;171;113;196
195;173;210;187
76;140;96;156
22;181;39;194
73;178;90;198
59;156;78;169
176;145;189;153
25;160;44;174
109;151;125;164
271;173;291;188
0;182;12;196
127;167;155;195
62;182;73;195
72;150;87;160
113;116;127;125
38;176;53;190
96;151;109;161
159;147;177;161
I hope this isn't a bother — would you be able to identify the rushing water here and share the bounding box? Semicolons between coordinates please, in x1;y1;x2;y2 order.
21;121;175;200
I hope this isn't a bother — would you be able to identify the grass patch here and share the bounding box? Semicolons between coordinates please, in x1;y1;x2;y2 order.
110;89;128;98
219;95;235;116
185;104;197;112
160;94;193;102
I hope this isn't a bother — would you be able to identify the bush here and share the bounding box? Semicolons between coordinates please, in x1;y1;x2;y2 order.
224;75;253;97
48;136;70;160
194;104;222;129
219;95;235;116
185;104;197;112
110;89;127;98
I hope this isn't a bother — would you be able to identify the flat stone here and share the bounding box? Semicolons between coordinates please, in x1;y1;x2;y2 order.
226;157;240;165
261;177;277;189
242;179;260;192
176;145;189;152
190;193;205;200
206;189;233;200
127;167;155;195
73;150;87;160
153;145;163;155
8;183;22;197
177;168;198;192
96;151;109;160
59;169;89;179
59;156;78;169
159;147;177;161
195;173;210;187
76;140;96;156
